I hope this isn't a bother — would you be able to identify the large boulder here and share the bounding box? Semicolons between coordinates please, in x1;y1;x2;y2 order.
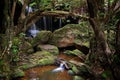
50;24;89;48
20;51;56;69
32;30;52;45
37;44;59;55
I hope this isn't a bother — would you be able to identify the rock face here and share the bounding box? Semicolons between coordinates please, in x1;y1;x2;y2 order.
37;44;59;55
50;24;89;48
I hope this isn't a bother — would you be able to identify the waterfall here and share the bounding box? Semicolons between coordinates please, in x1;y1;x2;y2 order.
43;16;47;30
26;6;33;13
52;61;66;72
30;23;36;30
26;6;39;37
59;18;62;28
49;16;53;31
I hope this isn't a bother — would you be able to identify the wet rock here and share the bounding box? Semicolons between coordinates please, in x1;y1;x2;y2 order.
50;24;89;48
32;30;52;45
68;70;75;75
73;76;85;80
37;44;59;55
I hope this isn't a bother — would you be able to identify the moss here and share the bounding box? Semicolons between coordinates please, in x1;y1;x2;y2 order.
20;41;33;53
68;70;75;75
73;76;85;80
20;64;35;70
33;51;52;56
38;57;55;66
72;65;79;74
20;51;56;69
101;70;113;79
12;37;21;46
11;68;25;78
50;24;89;47
32;30;52;44
37;45;59;55
64;49;85;57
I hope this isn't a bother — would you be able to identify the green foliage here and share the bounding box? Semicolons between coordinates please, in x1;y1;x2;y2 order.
12;37;21;46
39;0;52;10
29;2;36;7
0;59;4;66
18;33;26;38
11;68;25;78
11;45;19;62
101;70;112;79
113;54;120;65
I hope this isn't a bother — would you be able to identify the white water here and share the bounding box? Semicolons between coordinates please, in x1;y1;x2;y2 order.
52;62;66;72
26;6;39;37
26;6;33;13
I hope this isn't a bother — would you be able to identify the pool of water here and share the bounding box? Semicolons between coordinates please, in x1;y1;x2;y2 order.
19;65;73;80
18;53;81;80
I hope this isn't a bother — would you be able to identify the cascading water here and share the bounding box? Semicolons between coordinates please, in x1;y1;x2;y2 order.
26;6;39;37
52;61;66;72
59;18;62;28
43;16;47;30
28;23;39;37
26;6;33;13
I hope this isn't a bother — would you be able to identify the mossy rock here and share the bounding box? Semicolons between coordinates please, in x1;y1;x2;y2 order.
73;76;85;80
20;51;56;69
37;44;59;55
50;24;89;47
72;65;80;74
32;30;52;44
38;58;55;66
11;68;25;78
20;41;33;53
30;51;56;66
68;70;75;75
64;49;84;56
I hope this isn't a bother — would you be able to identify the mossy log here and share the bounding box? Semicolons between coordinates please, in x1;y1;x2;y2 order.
15;10;88;35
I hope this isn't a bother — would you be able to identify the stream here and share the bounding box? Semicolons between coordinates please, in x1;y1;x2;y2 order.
17;53;81;80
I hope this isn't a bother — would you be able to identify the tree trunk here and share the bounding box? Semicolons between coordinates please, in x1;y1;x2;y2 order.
86;0;118;79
